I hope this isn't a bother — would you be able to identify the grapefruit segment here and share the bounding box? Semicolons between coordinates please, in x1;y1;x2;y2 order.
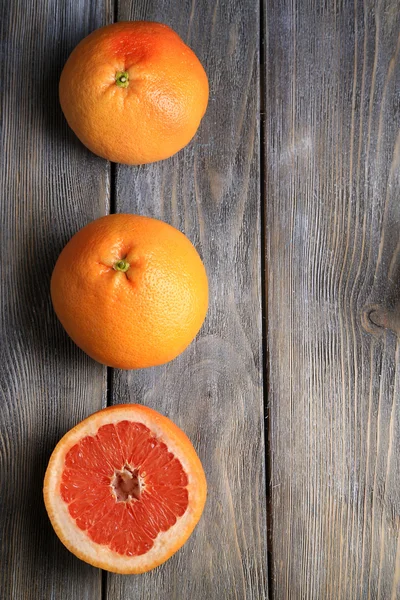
44;404;206;573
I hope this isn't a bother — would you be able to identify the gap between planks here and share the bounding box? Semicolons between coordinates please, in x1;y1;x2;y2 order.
260;0;273;597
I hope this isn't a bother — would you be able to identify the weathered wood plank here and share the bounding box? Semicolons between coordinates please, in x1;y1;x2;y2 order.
107;1;267;599
265;0;400;597
0;1;111;598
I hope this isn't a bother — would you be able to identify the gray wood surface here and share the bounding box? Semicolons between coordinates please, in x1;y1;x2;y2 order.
7;0;400;597
265;0;400;597
0;1;110;598
106;1;268;599
1;0;268;599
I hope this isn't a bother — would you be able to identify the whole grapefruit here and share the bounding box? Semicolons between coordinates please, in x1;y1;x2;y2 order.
59;21;209;164
50;214;208;369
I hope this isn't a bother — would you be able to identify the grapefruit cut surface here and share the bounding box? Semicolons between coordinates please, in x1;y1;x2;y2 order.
44;405;207;573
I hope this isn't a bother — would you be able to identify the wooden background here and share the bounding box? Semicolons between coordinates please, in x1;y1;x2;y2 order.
0;0;399;599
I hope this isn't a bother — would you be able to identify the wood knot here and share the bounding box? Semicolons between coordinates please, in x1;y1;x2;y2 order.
362;304;400;337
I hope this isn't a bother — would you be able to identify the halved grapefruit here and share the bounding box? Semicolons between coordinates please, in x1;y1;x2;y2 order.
43;404;206;573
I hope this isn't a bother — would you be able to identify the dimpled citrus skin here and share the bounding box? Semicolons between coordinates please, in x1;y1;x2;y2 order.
50;214;208;369
59;21;209;164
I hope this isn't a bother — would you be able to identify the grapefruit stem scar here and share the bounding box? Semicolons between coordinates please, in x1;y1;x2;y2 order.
113;258;130;272
115;71;129;88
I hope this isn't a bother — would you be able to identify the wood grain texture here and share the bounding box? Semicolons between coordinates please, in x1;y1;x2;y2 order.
0;1;111;598
265;0;400;597
106;1;268;599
